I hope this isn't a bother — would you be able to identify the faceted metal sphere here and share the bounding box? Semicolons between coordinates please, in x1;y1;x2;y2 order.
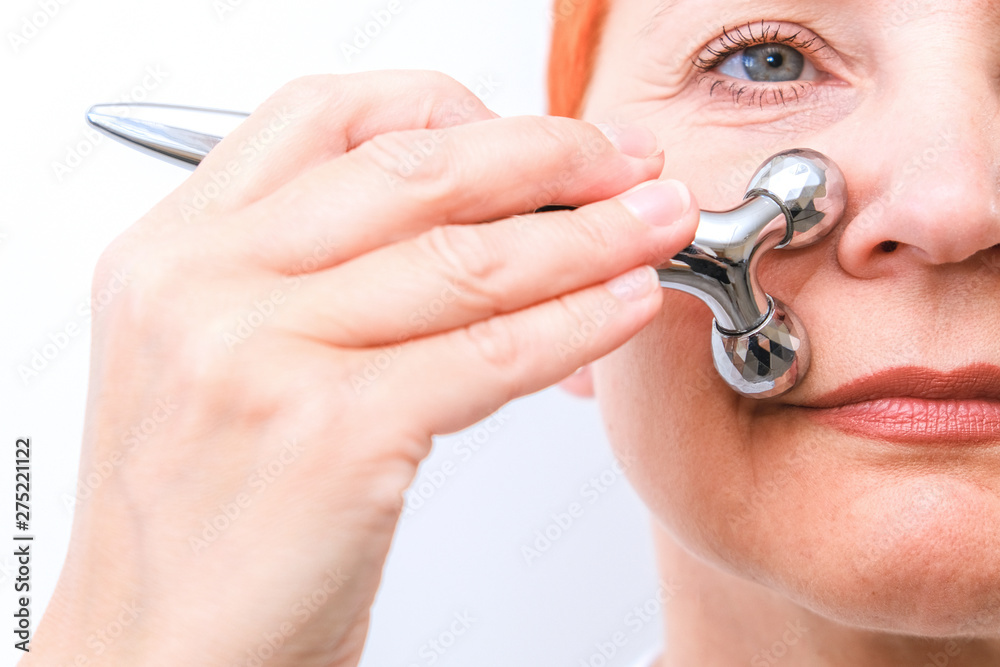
744;148;847;249
711;297;809;398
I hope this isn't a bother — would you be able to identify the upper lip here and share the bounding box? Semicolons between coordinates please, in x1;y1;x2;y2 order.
798;364;1000;409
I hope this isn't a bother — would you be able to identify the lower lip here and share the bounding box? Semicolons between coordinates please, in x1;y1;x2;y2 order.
806;398;1000;444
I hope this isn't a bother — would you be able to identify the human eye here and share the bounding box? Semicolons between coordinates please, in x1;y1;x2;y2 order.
693;22;833;108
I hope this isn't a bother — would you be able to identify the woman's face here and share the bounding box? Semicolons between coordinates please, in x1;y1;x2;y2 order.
586;0;1000;635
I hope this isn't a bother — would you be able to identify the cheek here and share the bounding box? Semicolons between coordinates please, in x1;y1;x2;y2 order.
592;288;931;582
592;292;755;558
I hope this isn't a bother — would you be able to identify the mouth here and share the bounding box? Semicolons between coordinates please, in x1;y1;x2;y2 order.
792;364;1000;445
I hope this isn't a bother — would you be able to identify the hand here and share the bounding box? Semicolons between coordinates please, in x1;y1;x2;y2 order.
25;70;698;666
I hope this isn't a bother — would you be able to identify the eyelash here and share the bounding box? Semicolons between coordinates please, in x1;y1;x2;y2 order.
693;21;829;108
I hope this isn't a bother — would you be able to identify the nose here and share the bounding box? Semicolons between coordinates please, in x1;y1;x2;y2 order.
837;57;1000;276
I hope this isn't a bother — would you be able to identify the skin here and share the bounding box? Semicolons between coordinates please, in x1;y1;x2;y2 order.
574;0;1000;664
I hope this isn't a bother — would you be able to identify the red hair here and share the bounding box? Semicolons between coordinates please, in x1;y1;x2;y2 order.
547;0;609;118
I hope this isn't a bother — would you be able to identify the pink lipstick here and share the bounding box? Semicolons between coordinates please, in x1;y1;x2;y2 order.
797;364;1000;444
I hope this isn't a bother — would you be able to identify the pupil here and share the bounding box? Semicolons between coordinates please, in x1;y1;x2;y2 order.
766;53;784;68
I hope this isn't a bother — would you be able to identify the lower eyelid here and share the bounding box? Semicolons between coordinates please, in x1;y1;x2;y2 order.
699;76;817;109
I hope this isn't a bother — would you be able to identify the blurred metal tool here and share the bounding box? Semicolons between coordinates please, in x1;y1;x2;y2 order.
86;103;248;169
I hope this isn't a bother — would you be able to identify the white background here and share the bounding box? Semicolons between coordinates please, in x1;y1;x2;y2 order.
0;1;663;665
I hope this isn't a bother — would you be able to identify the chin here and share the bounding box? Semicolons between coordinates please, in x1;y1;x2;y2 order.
712;465;1000;638
776;473;1000;637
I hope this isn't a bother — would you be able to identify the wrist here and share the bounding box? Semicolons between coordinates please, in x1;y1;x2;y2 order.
20;535;156;665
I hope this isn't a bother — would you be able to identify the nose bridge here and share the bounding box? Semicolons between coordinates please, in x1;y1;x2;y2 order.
885;33;998;188
839;32;1000;268
889;118;990;221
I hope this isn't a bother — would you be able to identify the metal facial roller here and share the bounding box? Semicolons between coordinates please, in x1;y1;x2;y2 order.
85;105;846;398
661;149;846;398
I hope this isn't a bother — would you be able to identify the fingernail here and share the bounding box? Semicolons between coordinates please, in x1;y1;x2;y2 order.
618;179;691;227
606;265;658;302
597;123;661;159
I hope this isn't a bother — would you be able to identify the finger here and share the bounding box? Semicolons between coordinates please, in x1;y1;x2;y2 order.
232;116;665;272
166;71;498;219
349;264;665;437
276;180;697;347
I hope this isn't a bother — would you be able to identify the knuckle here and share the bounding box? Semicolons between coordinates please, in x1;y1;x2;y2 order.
415;225;504;305
253;76;343;140
551;293;610;359
277;74;342;103
357;129;460;203
569;208;622;256
408;69;467;95
516;117;578;206
377;70;481;122
516;117;609;203
404;70;477;110
354;130;412;173
521;115;575;158
558;293;597;331
420;73;485;124
267;75;336;113
463;316;521;373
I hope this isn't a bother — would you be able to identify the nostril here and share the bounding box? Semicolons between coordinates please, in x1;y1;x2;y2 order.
879;240;899;254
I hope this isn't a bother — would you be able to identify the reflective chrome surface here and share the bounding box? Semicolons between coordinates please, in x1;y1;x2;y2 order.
85;104;848;398
86;103;248;169
711;297;808;399
746;149;847;249
658;148;846;398
660;196;785;333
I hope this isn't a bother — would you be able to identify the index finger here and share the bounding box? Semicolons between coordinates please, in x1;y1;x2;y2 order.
170;71;498;219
